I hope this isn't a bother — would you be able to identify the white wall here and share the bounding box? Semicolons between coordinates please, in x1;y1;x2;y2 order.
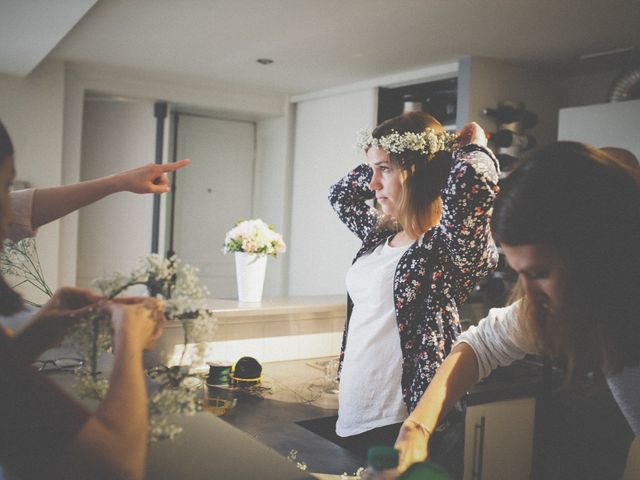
75;99;156;287
558;99;640;158
254;116;289;296
0;61;289;291
288;88;377;296
457;56;562;147
0;60;65;302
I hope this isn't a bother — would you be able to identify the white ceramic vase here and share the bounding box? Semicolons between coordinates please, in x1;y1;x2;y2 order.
234;252;267;302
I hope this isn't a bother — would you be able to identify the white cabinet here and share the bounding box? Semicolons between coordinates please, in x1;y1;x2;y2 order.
623;438;640;480
463;397;536;480
558;99;640;159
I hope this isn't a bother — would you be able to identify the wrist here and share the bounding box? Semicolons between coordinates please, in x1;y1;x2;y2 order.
105;171;129;194
402;418;433;439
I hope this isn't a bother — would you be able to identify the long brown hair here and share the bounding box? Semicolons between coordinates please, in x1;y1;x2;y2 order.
493;142;640;380
0;120;24;316
370;112;452;239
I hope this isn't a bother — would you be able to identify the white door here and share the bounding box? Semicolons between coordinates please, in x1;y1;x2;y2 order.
171;114;256;299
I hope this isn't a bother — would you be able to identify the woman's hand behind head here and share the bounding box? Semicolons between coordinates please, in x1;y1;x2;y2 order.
457;122;488;148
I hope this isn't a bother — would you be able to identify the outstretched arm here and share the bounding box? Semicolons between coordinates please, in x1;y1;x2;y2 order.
394;342;480;471
30;159;190;229
394;303;535;471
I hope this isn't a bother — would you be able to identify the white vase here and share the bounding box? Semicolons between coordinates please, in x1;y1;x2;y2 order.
234;252;267;302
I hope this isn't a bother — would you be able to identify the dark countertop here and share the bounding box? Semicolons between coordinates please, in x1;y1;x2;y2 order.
221;395;363;475
213;359;365;476
47;369;314;480
215;356;553;476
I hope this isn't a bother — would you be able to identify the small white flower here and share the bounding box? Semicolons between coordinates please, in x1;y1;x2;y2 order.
356;128;456;158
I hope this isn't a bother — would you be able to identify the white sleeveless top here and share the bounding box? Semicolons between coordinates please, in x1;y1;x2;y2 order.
337;237;410;437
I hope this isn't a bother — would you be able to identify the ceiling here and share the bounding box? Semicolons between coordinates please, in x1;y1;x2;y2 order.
2;0;640;96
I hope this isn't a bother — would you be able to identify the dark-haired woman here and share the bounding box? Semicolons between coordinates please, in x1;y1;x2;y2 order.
0;119;166;480
328;113;500;474
401;142;640;475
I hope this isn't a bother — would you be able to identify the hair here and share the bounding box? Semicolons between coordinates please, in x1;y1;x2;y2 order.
492;141;640;380
0;120;14;165
0;119;24;316
600;146;640;172
370;112;452;239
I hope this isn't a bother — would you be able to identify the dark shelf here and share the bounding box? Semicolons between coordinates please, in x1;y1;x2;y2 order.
377;77;458;127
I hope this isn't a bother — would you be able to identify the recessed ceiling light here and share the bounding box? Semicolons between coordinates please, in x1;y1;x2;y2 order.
256;58;274;65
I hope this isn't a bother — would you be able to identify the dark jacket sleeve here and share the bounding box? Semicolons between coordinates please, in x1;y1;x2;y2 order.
439;145;500;280
328;163;380;242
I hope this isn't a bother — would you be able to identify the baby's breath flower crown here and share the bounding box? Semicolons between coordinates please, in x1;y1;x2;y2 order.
356;128;457;159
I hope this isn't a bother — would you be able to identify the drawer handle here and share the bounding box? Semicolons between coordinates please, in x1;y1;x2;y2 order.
472;416;486;480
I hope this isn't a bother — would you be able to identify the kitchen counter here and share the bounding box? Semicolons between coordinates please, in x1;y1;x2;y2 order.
214;356;551;476
215;357;364;476
205;295;347;319
41;354;552;478
157;295;347;366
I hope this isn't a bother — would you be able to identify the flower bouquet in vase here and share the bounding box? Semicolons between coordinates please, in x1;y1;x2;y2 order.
223;219;286;302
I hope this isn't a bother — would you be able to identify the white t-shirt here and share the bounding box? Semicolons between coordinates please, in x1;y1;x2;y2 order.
337;238;410;437
458;303;640;437
8;189;37;242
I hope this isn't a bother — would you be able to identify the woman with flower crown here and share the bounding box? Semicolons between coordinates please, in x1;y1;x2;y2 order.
328;111;499;476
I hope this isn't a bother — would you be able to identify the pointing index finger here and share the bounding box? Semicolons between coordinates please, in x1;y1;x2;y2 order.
161;159;191;172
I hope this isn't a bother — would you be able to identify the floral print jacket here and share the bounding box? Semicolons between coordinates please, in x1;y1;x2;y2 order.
329;144;500;412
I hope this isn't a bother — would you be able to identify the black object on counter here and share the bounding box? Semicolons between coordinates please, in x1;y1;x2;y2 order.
231;356;263;387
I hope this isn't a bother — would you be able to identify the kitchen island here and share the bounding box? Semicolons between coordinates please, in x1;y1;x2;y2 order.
214;356;549;477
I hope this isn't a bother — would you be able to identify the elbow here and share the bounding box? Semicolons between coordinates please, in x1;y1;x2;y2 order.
328;186;338;206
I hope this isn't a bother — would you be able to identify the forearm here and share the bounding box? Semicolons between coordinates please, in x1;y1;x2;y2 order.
440;147;499;273
31;175;123;228
74;335;148;479
328;163;378;240
407;343;480;433
95;335;148;478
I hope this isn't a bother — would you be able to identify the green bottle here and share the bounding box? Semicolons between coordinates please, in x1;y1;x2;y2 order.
361;446;400;479
398;461;451;480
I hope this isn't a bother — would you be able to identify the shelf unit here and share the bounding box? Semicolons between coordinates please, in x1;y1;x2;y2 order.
377;77;458;128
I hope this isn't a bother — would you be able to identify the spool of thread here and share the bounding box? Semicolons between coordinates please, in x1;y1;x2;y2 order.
230;356;262;387
207;363;231;386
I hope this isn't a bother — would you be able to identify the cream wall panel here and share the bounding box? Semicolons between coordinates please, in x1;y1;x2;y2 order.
288;89;377;295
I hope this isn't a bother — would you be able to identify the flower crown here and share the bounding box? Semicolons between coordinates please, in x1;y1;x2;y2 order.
356;128;457;158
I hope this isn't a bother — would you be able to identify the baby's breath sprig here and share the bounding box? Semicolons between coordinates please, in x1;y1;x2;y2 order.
0;238;53;306
76;253;217;442
2;237;217;442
